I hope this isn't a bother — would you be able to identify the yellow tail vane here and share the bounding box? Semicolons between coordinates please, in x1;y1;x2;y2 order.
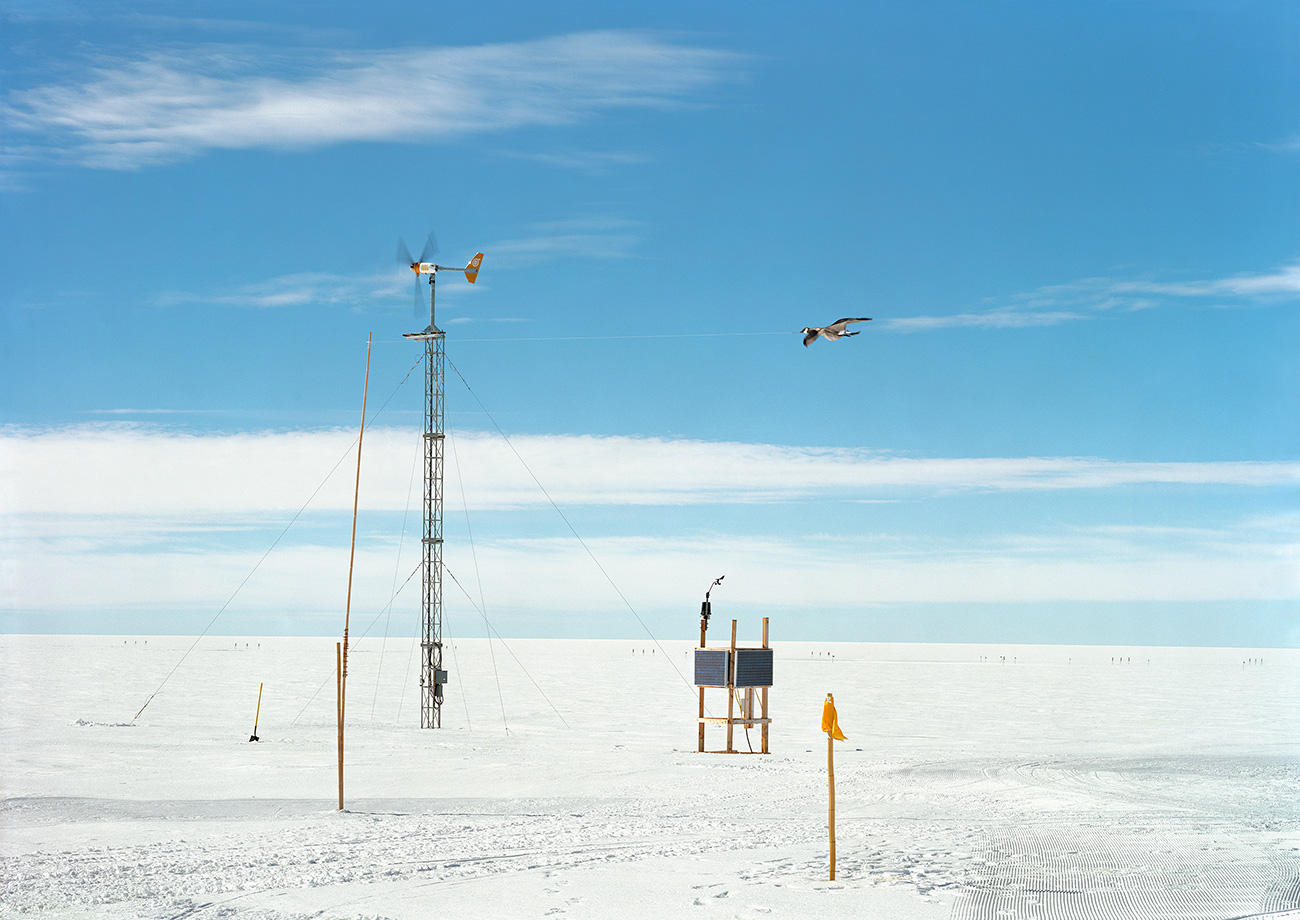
465;252;484;284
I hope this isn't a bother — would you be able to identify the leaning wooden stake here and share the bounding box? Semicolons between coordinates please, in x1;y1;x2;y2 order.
249;682;263;742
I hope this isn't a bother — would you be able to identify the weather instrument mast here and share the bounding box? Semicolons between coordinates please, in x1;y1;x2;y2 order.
400;235;484;728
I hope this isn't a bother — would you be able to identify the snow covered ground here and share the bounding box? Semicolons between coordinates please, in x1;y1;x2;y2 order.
3;633;1299;919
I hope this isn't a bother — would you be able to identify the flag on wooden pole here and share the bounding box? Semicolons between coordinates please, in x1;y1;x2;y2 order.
823;692;846;881
822;694;847;741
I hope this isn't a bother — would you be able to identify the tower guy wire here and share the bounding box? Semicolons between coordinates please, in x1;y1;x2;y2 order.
443;564;571;730
446;356;698;700
290;560;423;727
449;429;509;734
373;330;798;345
373;432;422;719
130;349;423;724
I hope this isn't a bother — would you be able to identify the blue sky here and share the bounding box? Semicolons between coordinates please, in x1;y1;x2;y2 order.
2;1;1297;646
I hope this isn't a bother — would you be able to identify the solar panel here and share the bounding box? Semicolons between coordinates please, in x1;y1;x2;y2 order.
694;649;731;687
734;647;773;687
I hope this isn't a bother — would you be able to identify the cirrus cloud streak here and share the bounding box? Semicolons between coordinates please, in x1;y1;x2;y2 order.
5;425;1300;519
5;32;743;169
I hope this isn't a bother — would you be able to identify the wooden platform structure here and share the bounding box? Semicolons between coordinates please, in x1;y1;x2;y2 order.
695;616;771;754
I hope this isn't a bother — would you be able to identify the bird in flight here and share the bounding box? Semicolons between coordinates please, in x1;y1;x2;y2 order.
801;317;872;347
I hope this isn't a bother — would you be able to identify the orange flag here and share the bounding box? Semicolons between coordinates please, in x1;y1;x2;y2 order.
821;694;847;741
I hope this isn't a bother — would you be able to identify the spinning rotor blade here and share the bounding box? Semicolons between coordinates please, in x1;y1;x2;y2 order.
419;232;439;264
397;237;420;317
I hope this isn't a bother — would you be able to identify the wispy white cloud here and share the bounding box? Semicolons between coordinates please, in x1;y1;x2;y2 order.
4;32;742;169
882;309;1088;332
488;218;643;267
446;532;1300;608
1246;135;1300;155
88;408;238;416
888;261;1300;332
8;528;1298;617
1110;262;1300;298
493;148;650;171
154;270;408;310
5;426;1297;617
5;425;1298;520
1204;135;1300;157
148;223;619;308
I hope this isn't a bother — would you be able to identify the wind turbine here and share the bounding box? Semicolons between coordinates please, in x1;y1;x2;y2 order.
397;233;484;333
396;233;484;729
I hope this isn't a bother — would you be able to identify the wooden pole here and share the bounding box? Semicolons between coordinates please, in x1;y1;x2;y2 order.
828;731;836;880
338;334;371;813
761;617;769;754
336;642;344;811
341;334;372;726
828;695;836;881
726;619;737;753
697;614;707;753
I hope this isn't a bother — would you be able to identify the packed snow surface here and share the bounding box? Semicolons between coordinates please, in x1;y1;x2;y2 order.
2;635;1299;919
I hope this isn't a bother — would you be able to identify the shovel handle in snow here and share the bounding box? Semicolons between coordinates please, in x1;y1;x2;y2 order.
249;682;263;742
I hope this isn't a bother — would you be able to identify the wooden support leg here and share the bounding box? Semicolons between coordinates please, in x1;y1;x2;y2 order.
698;617;706;753
761;617;770;754
697;687;705;752
726;619;737;753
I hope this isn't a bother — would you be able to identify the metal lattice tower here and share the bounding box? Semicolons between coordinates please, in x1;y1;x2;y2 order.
401;247;480;728
405;274;446;728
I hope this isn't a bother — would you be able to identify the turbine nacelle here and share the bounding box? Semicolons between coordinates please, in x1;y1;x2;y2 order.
409;252;484;285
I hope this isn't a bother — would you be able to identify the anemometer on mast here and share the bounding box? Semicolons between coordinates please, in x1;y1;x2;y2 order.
397;232;484;728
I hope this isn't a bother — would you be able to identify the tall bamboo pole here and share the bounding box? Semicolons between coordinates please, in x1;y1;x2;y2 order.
342;335;372;708
338;333;372;812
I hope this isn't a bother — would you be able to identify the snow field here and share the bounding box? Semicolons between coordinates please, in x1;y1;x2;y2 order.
2;635;1298;919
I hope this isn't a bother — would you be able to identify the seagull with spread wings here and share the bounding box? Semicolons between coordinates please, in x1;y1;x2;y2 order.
801;317;872;347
